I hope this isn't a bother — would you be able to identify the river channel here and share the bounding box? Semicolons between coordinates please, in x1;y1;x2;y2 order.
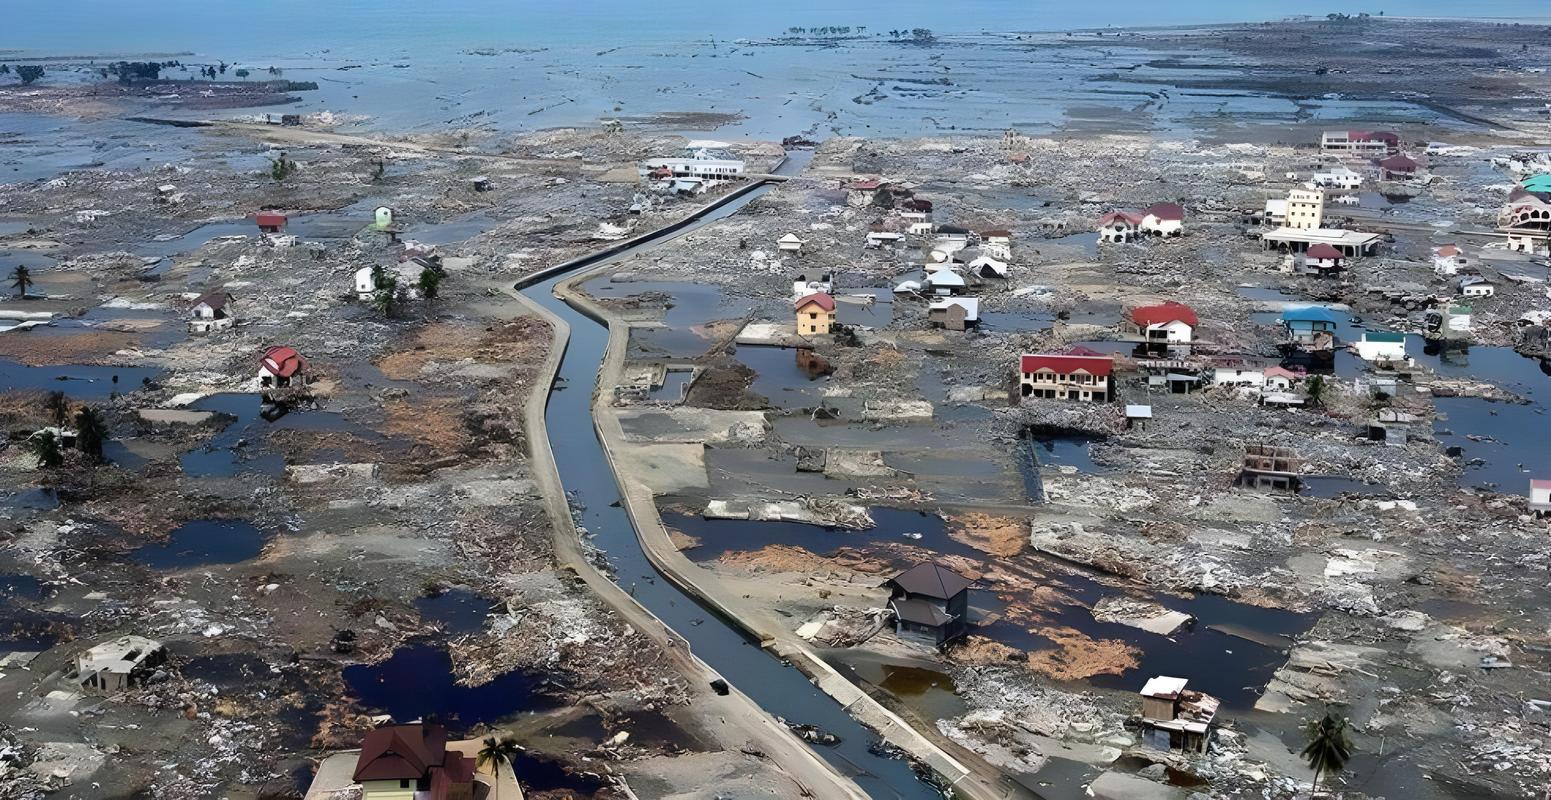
515;154;951;799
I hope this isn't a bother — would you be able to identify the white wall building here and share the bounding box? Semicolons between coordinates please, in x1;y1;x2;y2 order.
639;140;745;182
1433;245;1466;276
1285;188;1326;230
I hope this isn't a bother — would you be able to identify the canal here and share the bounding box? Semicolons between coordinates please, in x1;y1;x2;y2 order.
515;156;949;799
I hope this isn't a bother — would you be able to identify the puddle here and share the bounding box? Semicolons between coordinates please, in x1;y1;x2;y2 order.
8;487;60;509
0;573;47;600
0;360;161;401
1024;429;1106;474
342;641;561;733
1297;475;1391;498
978;310;1055;333
649;369;694;403
403;210;501;246
509;750;611;796
833;289;893;328
414;588;494;635
131;519;268;569
734;345;832;410
178;393;377;477
666;507;1313;707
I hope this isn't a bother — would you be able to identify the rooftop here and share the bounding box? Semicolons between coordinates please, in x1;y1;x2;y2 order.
886;562;973;600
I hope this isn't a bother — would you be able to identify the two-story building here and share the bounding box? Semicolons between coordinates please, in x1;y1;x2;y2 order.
1018;350;1114;402
1123;301;1197;344
884;562;973;647
794;292;836;336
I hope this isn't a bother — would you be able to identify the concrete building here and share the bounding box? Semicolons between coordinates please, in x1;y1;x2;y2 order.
1425;303;1472;338
884;563;972;647
1353;331;1407;362
188;291;236;334
777;233;805;253
1140;203;1185;237
1309;165;1364;190
794;292;836;336
638;140;745;182
1097;211;1142;243
353;723;478;800
1321;129;1398;156
1281;306;1342;349
1123;301;1197;344
1139;676;1220;755
72;635;166;695
979;229;1013;260
1018;350;1113;402
927;297;979;331
1531;479;1551;515
1262;226;1382;256
1433;244;1467;276
1458;275;1495;297
1238;443;1300;491
1284;187;1325;230
1262;198;1287;226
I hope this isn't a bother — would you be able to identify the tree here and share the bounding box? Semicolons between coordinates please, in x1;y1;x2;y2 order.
17;65;43;85
1305;374;1328;408
11;265;31;299
373;269;402;318
475;736;520;799
1302;709;1354;797
417;268;442;301
270;152;296;182
235;68;250;79
44;391;71;428
28;430;63;469
74;406;109;463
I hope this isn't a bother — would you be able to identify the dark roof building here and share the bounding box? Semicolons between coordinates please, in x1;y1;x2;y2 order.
353;722;477;800
884;563;973;647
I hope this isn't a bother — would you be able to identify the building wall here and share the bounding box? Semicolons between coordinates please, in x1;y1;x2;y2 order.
1286;190;1325;230
360;780;418;800
1019;371;1110;402
797;308;834;336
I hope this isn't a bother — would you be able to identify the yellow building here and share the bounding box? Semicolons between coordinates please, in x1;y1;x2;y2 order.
1285;187;1325;230
795;292;836;336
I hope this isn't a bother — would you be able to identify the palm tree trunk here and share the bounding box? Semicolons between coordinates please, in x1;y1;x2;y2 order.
1312;765;1322;798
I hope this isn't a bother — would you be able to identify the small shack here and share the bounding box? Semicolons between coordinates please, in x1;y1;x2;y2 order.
1139;676;1219;755
927;297;980;331
777;233;805;253
188;291;236;334
73;635;166;695
259;346;307;389
884;563;972;647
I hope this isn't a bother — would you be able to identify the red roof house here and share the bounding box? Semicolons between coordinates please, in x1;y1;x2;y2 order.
845;179;882;191
1099;211;1143;227
794;293;836;313
353;723;477;800
1307;243;1344;261
1351;130;1399;147
1019;353;1114;377
255;212;287;233
259;346;307;387
1378;154;1420;176
1143;202;1185;222
1436;244;1460;258
1128;301;1198;329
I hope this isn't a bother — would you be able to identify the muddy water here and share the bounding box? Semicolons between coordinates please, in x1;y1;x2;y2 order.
131;519;269;569
518;156;949;798
666;507;1313;709
0;360;161;401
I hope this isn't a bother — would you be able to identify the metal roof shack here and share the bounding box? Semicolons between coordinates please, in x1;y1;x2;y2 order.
254;212;287;232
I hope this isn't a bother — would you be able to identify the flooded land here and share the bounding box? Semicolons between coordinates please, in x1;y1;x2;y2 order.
2;8;1551;800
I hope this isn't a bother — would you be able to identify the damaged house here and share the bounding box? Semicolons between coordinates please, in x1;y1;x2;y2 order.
928;297;979;331
1139;676;1220;755
187;290;236;334
884;562;972;647
71;635;167;695
258;345;308;389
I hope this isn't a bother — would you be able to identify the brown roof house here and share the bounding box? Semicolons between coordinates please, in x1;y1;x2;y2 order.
1139;676;1220;755
188;291;236;334
794;292;836;336
884;562;973;647
354;722;478;800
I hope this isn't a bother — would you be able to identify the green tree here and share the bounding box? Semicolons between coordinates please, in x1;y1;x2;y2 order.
1305;374;1328;408
417;268;442;301
235;68;250;79
372;269;402;318
44;391;71;428
270;152;296;182
28;430;63;469
1302;709;1354;797
11;265;32;299
73;406;109;463
475;736;520;800
16;65;44;85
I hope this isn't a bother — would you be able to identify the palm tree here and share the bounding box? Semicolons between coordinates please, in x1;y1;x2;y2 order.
73;406;109;463
11;265;32;299
28;430;63;469
44;391;71;428
475;736;520;799
417;268;442;301
1305;374;1328;408
1302;708;1354;797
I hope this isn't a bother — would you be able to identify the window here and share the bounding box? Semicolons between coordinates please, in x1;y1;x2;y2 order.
400;780;411;789
809;312;818;320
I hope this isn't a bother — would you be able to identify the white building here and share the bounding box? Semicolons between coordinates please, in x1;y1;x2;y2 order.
980;229;1013;260
1353;331;1407;362
1433;244;1466;276
1140;203;1185;237
1321;130;1397;156
925;269;967;296
866;231;904;249
1531;479;1551;514
73;635;166;695
967;255;1009;278
792;272;833;297
638;140;745;182
1211;361;1267;390
188;291;236;334
1263;198;1288;226
778;233;805;253
1285;188;1326;230
1098;211;1142;243
1309;165;1364;191
1458;275;1495;297
355;263;431;301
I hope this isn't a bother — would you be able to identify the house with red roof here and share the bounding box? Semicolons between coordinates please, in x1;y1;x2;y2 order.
255;212;287;234
1098;211;1143;244
1140;202;1185;237
1018;350;1114;402
353;722;477;800
1303;242;1346;275
258;346;307;389
794;292;836;336
1433;244;1467;276
1377;154;1422;181
1531;478;1551;515
1123;301;1198;344
845;178;883;207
